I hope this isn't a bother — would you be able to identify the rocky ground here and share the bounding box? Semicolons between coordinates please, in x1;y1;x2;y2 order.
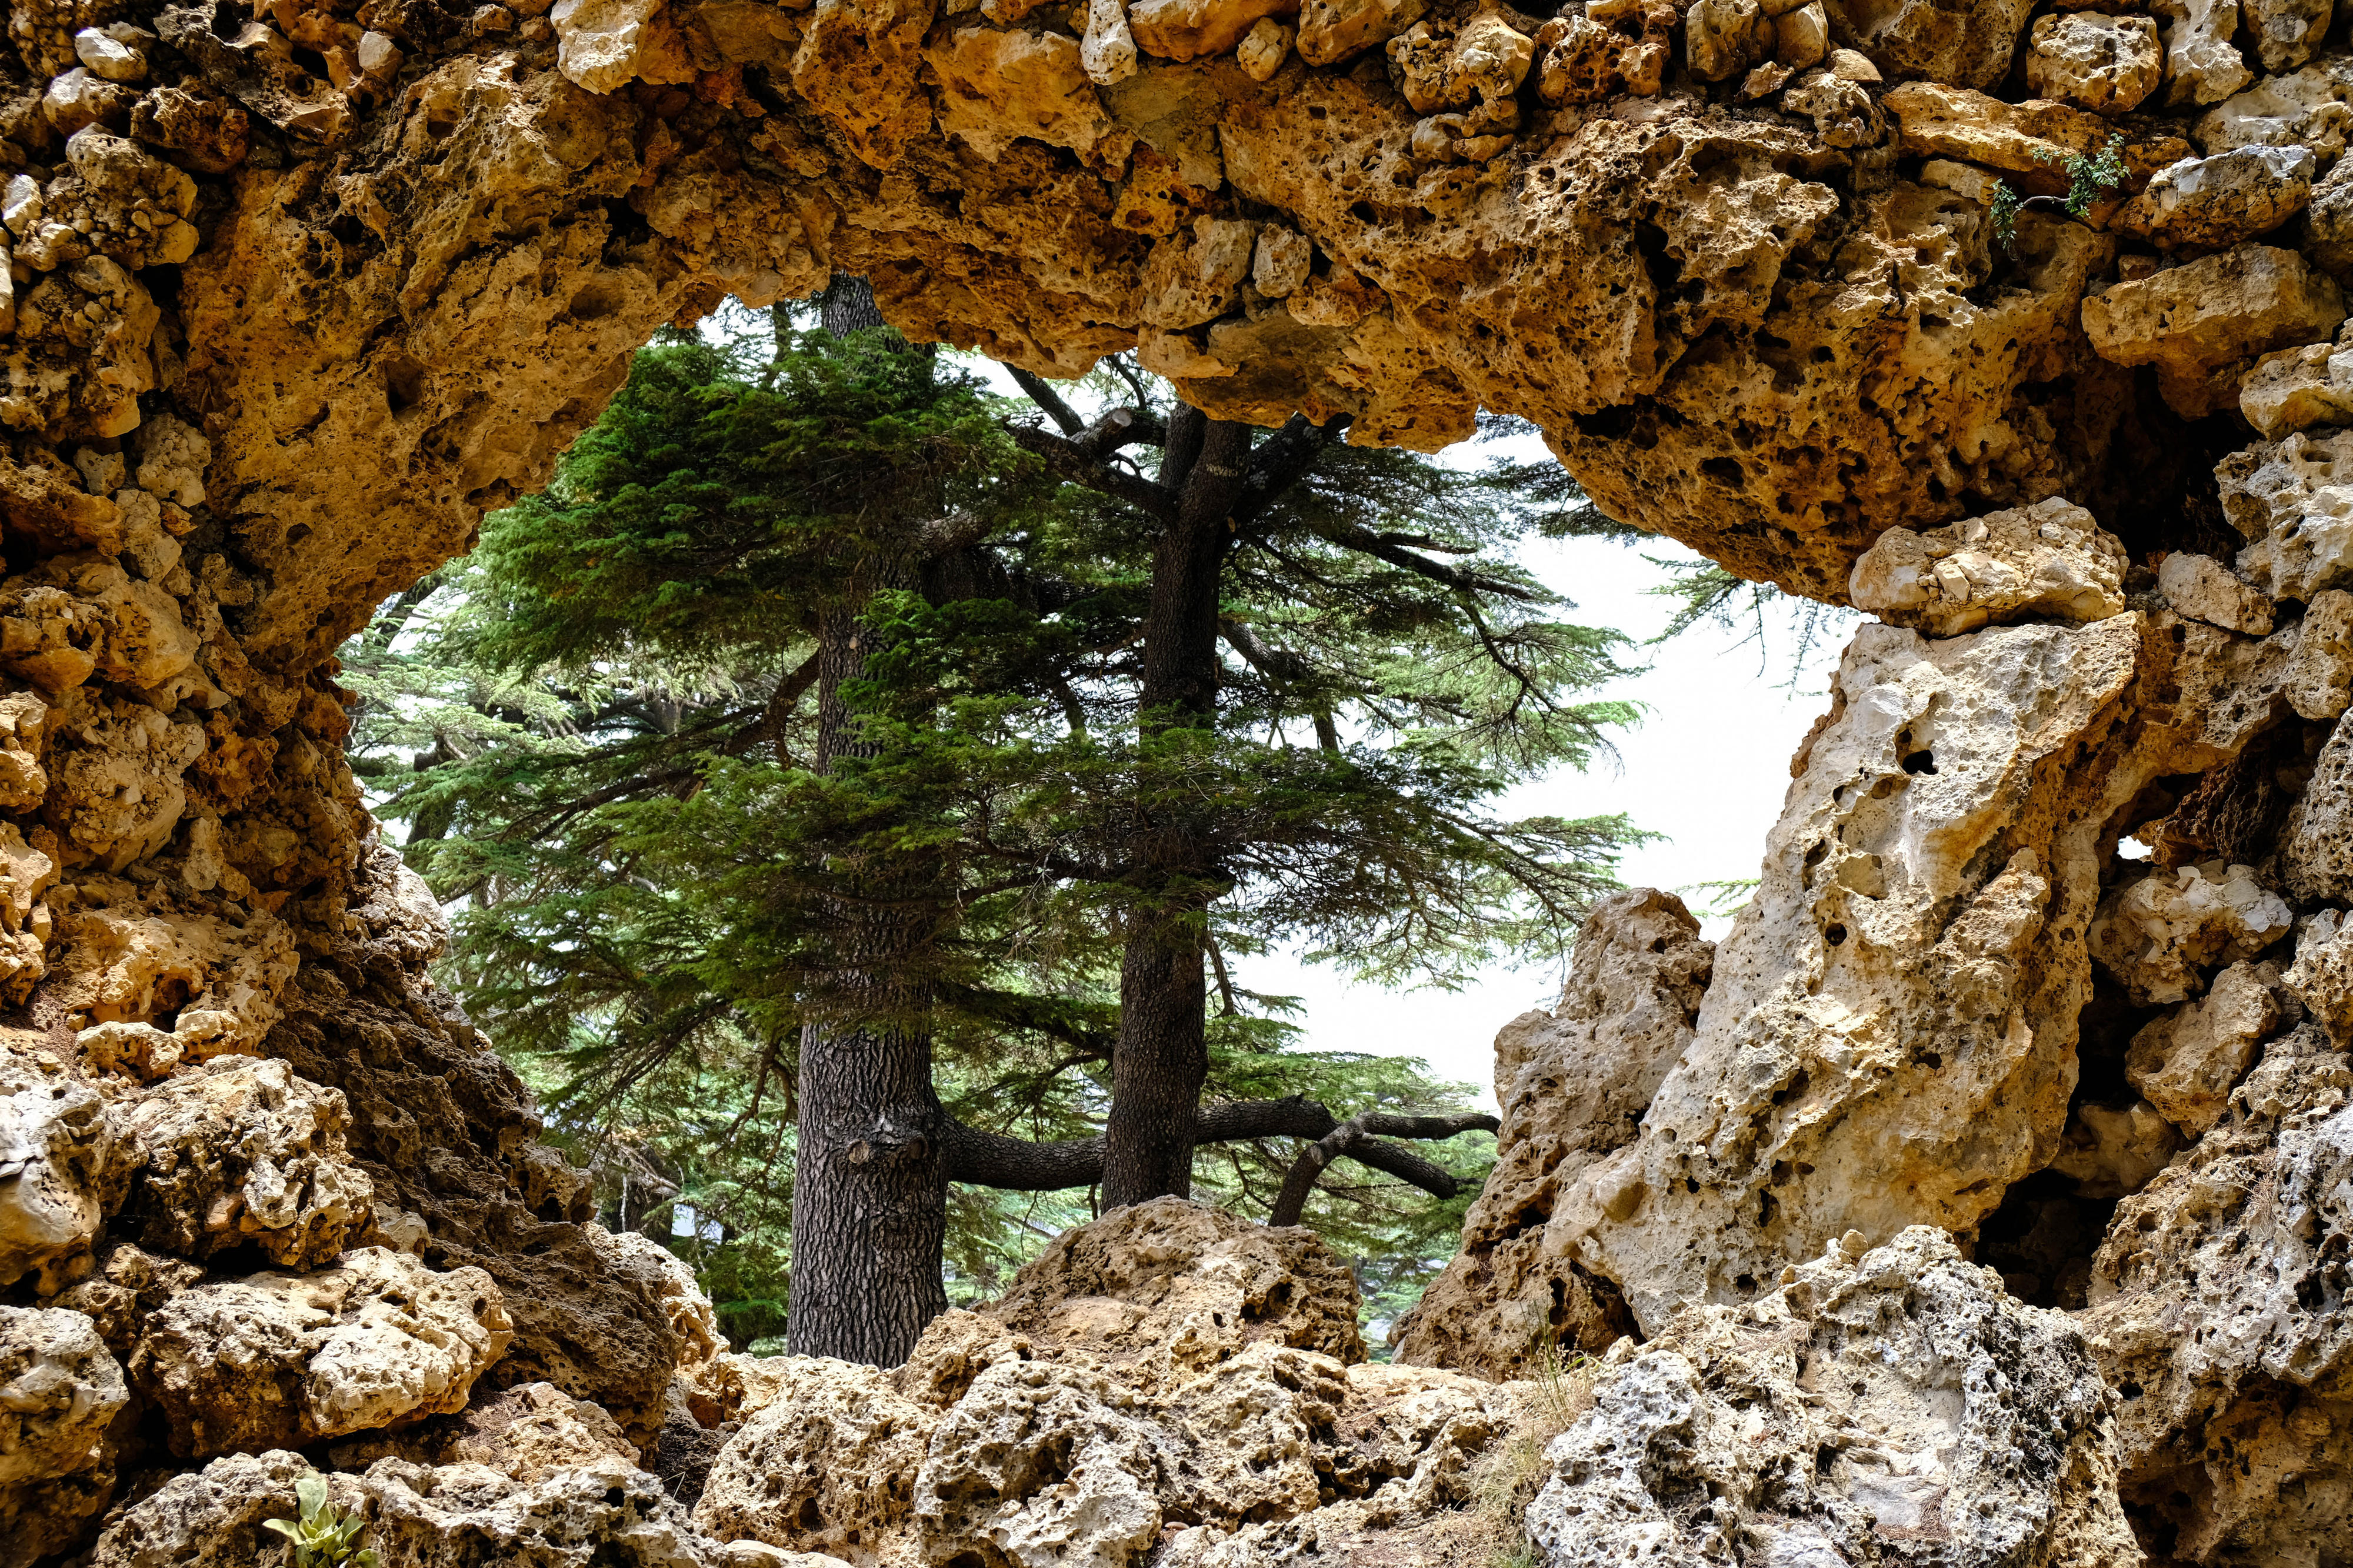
4;0;2353;1558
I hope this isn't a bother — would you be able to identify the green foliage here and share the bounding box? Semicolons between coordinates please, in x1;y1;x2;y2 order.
263;1474;378;1568
348;309;1648;1336
1992;132;2126;255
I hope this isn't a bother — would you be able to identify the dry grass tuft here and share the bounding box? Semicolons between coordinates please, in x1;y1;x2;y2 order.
1471;1327;1597;1567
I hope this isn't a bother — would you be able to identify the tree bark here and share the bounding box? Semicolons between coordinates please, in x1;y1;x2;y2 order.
1101;411;1253;1210
785;305;950;1367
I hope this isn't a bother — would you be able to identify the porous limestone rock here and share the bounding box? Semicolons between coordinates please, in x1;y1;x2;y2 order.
2225;428;2353;599
2160;551;2277;635
1820;0;2032;88
1847;497;2128;636
111;1054;374;1269
2157;0;2255;107
2083;1024;2353;1564
2126;959;2284;1134
2048;1097;2184;1197
40;1238;205;1353
2282;707;2353;902
2239;332;2353;436
0;1304;129;1567
1392;889;1711;1377
2115;145;2316;249
0;1043;122;1292
694;1204;1534;1565
331;1380;641;1480
2088;860;2294;1006
87;1447;731;1568
2286;906;2353;1040
131;1245;513;1457
2027;11;2162;115
2245;0;2334;72
1527;1229;2141;1567
978;1195;1364;1387
2196;51;2353;160
1559;615;2151;1332
2285;589;2353;720
2081;243;2345;416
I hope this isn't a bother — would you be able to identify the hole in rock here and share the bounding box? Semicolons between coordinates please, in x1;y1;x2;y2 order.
1901;750;1935;775
1824;923;1847;946
1972;1168;2118;1310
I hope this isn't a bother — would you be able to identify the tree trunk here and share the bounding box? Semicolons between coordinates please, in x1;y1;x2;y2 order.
819;273;887;336
1101;410;1253;1210
785;308;949;1366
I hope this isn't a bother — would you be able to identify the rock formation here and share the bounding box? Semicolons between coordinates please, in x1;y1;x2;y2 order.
0;0;2351;1557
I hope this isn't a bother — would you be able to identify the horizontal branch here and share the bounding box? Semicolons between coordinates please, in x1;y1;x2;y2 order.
1008;423;1179;522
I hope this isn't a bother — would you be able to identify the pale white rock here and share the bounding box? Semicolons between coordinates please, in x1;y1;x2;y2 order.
2049;1097;2183;1197
130;1246;513;1457
2115;145;2315;249
2245;0;2332;71
1235;15;1291;78
2285;589;2353;719
2089;861;2292;1006
550;0;668;93
1567;616;2147;1330
72;26;144;81
111;1055;374;1270
2196;52;2353;164
691;1357;935;1559
2223;429;2353;599
131;413;208;509
0;1305;128;1563
2026;11;2161;114
0;1046;121;1293
1081;0;1139;84
2159;551;2276;634
2282;707;2353;903
1527;1229;2141;1568
2287;906;2353;1040
2240;336;2353;438
2127;960;2282;1134
87;1448;729;1568
2084;1025;2353;1562
2155;0;2253;106
1847;496;2127;636
1250;225;1311;298
1394;889;1711;1377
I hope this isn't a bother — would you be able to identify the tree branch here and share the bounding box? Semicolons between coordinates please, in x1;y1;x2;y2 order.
1266;1110;1498;1227
1008;366;1085;436
1009;423;1181;522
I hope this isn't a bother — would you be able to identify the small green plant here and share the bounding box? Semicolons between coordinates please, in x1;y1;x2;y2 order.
1994;132;2127;254
1474;1324;1598;1566
263;1472;379;1568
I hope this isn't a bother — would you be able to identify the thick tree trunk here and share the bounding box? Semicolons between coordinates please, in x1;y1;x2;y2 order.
1101;411;1252;1210
786;598;951;1366
786;305;949;1366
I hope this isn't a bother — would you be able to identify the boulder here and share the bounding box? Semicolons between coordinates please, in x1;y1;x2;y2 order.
112;1054;374;1270
1847;497;2128;636
2155;0;2254;106
2115;145;2315;249
131;1246;513;1457
0;1305;128;1567
2282;708;2353;902
86;1447;733;1568
2159;551;2277;635
1819;0;2032;87
2239;334;2353;437
1527;1229;2140;1567
2125;959;2285;1134
2083;1025;2353;1564
0;1043;124;1293
329;1380;641;1480
1393;888;1711;1377
2025;11;2162;114
2087;860;2293;1006
2224;428;2353;599
1564;616;2150;1332
2081;244;2345;416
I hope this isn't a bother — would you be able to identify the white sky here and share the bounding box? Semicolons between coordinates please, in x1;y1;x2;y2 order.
1242;511;1853;1108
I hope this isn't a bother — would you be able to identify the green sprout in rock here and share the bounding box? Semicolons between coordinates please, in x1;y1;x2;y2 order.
1990;132;2128;255
264;1473;380;1568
